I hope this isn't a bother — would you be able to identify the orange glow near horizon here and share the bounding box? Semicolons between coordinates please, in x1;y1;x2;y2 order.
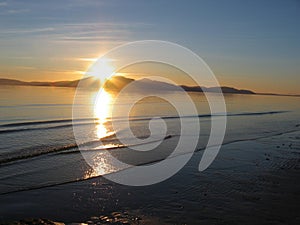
1;56;299;95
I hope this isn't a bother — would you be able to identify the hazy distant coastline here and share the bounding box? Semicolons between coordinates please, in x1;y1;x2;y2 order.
0;77;298;96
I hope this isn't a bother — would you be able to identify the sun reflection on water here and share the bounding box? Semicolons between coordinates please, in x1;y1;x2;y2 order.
94;89;113;139
81;89;119;179
82;58;122;179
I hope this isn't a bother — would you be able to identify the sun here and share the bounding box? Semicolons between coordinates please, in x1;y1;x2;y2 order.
86;57;115;83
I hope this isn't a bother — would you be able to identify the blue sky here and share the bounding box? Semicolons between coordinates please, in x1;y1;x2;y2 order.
0;0;299;94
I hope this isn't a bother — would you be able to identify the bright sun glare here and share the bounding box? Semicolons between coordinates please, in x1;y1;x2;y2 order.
87;59;117;177
91;58;115;139
87;58;115;83
94;89;113;139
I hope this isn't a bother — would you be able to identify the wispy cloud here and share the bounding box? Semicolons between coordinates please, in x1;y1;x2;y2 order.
66;0;107;8
52;22;151;44
6;8;29;14
56;36;130;43
1;27;54;35
0;8;30;15
14;66;36;70
0;21;150;43
5;56;33;60
75;57;97;62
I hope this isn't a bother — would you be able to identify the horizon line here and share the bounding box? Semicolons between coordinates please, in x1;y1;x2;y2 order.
0;76;299;97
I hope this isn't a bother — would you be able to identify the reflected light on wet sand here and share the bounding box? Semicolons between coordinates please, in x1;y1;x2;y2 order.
83;153;120;179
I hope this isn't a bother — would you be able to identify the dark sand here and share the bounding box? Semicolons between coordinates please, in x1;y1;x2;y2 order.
0;130;299;225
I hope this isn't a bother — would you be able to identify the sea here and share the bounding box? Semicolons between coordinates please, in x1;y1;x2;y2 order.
0;85;299;223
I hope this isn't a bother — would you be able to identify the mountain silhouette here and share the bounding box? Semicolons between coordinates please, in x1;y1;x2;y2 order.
0;76;256;95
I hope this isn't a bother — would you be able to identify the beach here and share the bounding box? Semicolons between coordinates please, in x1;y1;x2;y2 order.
0;129;299;224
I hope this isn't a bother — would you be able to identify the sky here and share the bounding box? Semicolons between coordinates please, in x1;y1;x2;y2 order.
0;0;299;94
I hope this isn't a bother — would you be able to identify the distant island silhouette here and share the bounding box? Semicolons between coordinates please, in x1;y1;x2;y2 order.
0;76;298;96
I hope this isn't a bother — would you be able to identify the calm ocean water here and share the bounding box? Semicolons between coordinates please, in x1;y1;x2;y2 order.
0;85;299;195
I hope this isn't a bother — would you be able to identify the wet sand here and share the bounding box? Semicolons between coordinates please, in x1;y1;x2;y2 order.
0;130;299;225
